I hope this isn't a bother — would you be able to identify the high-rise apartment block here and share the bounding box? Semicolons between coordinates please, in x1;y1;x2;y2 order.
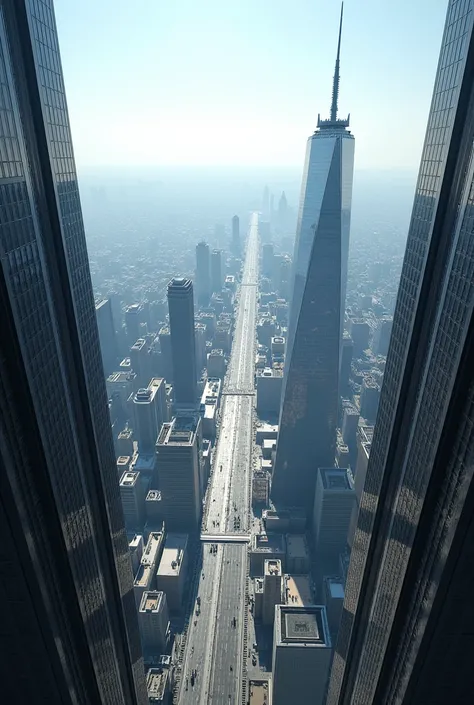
272;7;354;513
211;249;223;293
0;3;147;702
272;605;332;705
328;5;474;704
196;241;211;306
167;278;197;406
95;298;118;375
133;377;167;453
156;415;202;531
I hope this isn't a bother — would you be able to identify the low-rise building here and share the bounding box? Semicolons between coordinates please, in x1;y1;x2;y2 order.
263;559;283;626
156;533;188;613
256;423;278;445
146;667;171;705
252;470;270;505
286;535;310;574
248;679;272;705
207;348;226;378
283;574;313;607
323;576;345;639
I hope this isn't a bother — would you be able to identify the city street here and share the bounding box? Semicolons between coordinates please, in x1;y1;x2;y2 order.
177;212;259;705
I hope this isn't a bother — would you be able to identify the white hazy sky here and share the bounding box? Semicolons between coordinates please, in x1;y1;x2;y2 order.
54;0;448;170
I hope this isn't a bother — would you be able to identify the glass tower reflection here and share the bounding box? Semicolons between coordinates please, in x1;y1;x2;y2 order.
271;4;355;513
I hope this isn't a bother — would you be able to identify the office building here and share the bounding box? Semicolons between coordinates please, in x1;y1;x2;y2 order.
207;348;226;378
263;559;283;625
195;241;211;306
252;469;270;505
262;243;274;277
126;304;144;347
349;318;371;355
133;530;165;608
256;366;284;416
272;605;332;705
372;315;393;356
156;415;202;531
158;325;173;382
249;680;272;705
138;591;170;654
133;378;167;453
120;470;146;529
129;534;144;574
340;333;353;396
359;375;380;422
116;426;135;457
250;533;286;575
195;322;207;372
96;298;118;375
199;377;221;439
167;278;197;406
130;338;150;389
156;533;189;613
284;573;313;607
0;5;147;703
231;214;241;256
145;489;163;525
313;468;355;565
323;576;345;639
211;249;223;293
272;7;355;513
327;6;474;703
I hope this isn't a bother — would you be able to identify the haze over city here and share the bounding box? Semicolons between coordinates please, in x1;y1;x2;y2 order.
2;2;474;705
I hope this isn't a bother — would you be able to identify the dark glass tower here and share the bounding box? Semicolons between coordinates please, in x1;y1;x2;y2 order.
271;5;354;512
167;277;197;406
0;2;146;704
327;3;474;704
195;240;211;306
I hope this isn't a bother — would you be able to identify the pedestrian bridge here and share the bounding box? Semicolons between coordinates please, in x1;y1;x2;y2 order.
200;533;251;543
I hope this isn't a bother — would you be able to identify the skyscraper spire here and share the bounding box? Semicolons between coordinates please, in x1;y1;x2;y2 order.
330;2;344;122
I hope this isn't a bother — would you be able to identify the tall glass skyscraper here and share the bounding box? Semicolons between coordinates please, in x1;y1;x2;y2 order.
271;5;355;512
168;277;197;406
327;3;474;704
0;2;146;704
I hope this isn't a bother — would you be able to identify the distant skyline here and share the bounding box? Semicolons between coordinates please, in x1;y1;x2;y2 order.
55;0;447;170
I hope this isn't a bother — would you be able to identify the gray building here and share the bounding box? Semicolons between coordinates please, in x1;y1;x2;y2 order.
156;415;202;531
313;468;355;564
120;470;146;529
272;605;332;705
328;5;474;704
231;214;241;257
95;298;118;375
272;8;354;513
133;377;167;453
167;278;197;406
195;241;211;306
156;533;189;613
263;559;283;626
138;591;170;654
0;3;147;703
211;249;223;293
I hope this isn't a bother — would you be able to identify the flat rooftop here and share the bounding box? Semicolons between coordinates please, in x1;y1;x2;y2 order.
285;574;313;607
326;577;345;600
253;533;286;553
146;668;168;701
146;490;162;501
157;416;198;446
132;453;156;472
320;468;353;491
120;470;140;488
139;590;165;613
286;534;308;559
249;680;270;705
277;606;330;646
264;559;282;576
157;534;188;577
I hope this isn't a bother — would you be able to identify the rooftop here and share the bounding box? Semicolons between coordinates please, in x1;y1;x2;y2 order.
277;605;331;647
249;680;271;705
157;415;199;446
286;534;308;559
320;467;353;491
157;534;188;577
146;490;162;502
120;470;140;488
139;590;166;613
264;559;282;576
326;577;345;600
146;668;169;702
285;574;313;607
117;455;130;468
253;532;286;553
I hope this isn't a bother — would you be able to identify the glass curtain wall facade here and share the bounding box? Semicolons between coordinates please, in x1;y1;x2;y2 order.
0;2;146;704
271;9;355;512
167;277;197;406
327;3;474;704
